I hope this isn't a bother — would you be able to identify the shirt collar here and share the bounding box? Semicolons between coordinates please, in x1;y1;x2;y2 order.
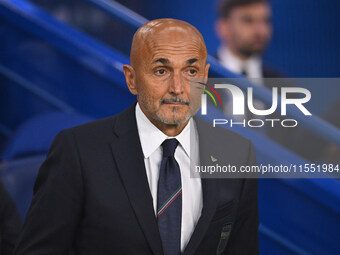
135;103;192;159
217;45;262;78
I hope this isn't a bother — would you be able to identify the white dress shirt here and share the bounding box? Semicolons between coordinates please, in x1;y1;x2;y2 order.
217;46;263;80
135;103;203;252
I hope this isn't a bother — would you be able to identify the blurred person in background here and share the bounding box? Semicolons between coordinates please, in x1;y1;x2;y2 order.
215;0;339;163
0;180;22;255
214;0;295;149
215;0;282;80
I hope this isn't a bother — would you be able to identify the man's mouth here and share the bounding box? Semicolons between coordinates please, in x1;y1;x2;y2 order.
164;102;186;106
161;98;190;106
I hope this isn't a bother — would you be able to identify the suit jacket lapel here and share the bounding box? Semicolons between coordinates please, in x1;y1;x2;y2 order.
110;103;164;255
182;117;221;255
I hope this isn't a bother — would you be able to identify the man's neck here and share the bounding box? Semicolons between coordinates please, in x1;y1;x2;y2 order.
228;46;252;62
138;103;189;137
151;120;189;137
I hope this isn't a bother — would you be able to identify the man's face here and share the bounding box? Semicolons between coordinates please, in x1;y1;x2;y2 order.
219;3;272;57
125;27;209;127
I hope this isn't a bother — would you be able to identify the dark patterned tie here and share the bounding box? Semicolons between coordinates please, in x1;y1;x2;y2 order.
157;138;182;255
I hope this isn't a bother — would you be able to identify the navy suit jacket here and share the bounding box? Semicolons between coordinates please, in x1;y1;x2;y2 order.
15;103;259;255
0;181;22;255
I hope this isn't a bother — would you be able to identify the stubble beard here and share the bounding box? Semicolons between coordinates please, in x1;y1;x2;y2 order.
138;94;194;126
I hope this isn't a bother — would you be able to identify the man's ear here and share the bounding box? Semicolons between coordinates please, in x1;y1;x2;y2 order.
123;64;138;95
204;63;210;82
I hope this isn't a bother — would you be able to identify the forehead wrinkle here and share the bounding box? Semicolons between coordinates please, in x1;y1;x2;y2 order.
150;41;205;57
148;31;204;49
150;39;202;48
151;49;201;60
147;42;204;67
151;47;202;55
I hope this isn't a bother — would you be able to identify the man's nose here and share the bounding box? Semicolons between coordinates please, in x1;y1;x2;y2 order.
254;20;269;35
169;72;184;95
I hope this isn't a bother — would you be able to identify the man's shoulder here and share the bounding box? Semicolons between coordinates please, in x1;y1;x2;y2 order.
262;65;285;78
59;103;136;142
70;114;117;134
195;117;252;148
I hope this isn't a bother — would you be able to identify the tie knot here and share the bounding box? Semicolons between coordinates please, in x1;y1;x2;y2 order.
162;138;179;158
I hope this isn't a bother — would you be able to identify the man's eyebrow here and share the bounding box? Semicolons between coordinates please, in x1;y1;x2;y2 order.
152;58;170;65
186;58;198;65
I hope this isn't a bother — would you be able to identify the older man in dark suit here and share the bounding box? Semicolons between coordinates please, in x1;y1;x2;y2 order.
15;19;258;255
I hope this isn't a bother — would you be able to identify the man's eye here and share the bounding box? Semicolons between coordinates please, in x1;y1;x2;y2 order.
156;69;166;75
188;69;197;75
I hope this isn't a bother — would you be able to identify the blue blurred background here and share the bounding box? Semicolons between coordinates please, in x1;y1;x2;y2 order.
0;0;339;254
